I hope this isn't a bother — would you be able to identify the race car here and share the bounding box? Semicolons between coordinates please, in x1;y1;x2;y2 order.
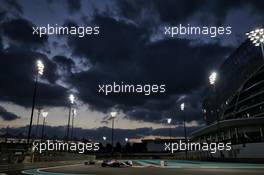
101;160;133;167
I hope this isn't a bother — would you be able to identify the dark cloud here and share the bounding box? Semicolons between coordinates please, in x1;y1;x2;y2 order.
68;15;149;64
63;19;78;28
140;39;231;93
67;0;81;13
53;55;75;73
46;0;81;14
0;0;262;128
0;105;20;121
125;89;206;123
0;13;70;114
46;0;54;3
116;0;264;25
0;46;68;107
0;11;6;22
212;1;264;22
0;0;23;14
1;18;48;49
0;36;2;51
66;14;232;123
117;0;205;24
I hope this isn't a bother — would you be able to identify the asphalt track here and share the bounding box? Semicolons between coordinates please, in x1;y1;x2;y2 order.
21;160;264;175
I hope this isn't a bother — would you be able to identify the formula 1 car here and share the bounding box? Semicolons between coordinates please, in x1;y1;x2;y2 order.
101;160;133;167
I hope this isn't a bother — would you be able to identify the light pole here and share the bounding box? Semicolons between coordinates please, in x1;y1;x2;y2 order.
246;28;264;58
67;94;75;141
41;111;48;141
209;71;220;142
71;109;77;140
167;118;172;141
180;102;187;159
27;60;44;143
102;136;107;152
35;107;43;139
110;111;117;151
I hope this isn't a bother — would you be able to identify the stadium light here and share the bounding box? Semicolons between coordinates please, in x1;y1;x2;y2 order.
125;138;129;142
180;103;185;111
209;72;217;86
167;118;172;124
246;28;264;59
42;111;48;118
110;111;117;118
246;28;264;47
36;60;44;75
27;60;45;143
69;94;75;104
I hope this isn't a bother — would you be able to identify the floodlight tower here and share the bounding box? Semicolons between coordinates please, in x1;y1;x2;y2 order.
110;111;117;148
246;28;264;58
71;109;77;140
180;103;187;143
66;94;75;141
27;60;44;143
180;102;188;159
167;118;172;141
41;111;48;141
208;71;220;142
35;107;43;138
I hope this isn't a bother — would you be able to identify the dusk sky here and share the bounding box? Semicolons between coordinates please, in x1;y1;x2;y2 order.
0;0;263;141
